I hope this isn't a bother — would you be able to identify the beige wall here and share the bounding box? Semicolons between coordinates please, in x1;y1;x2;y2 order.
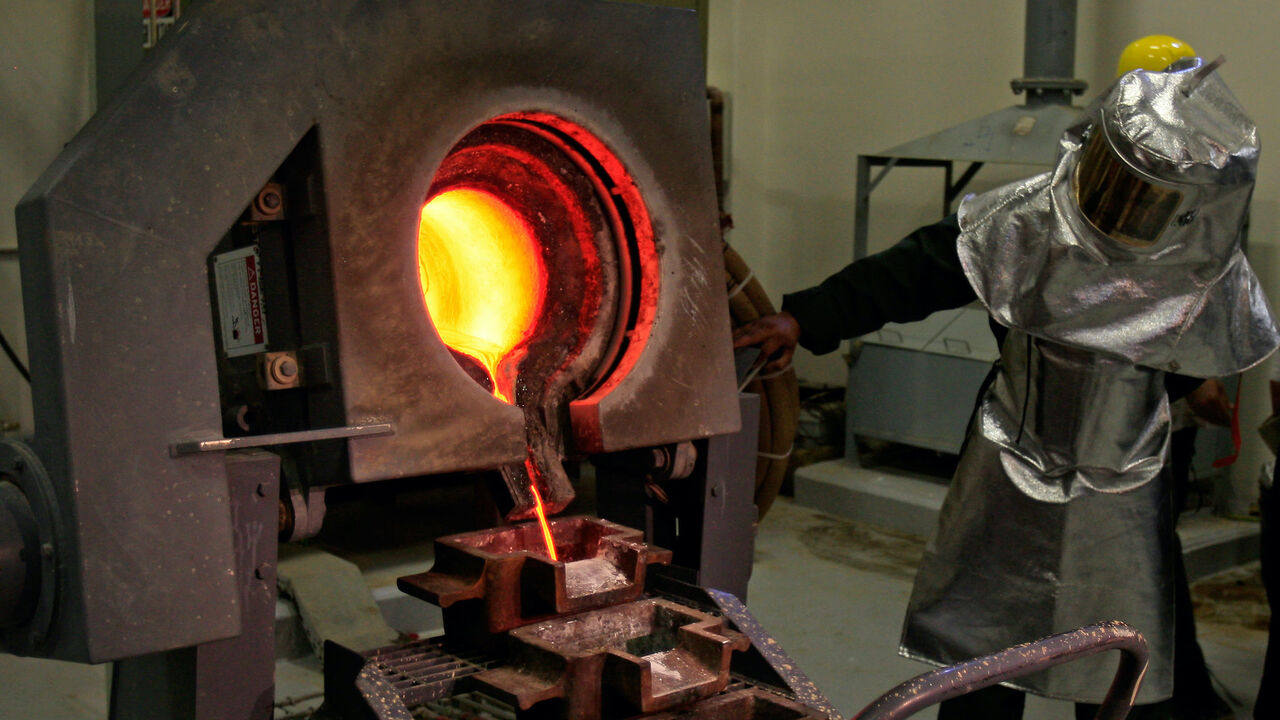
707;0;1280;507
0;2;95;436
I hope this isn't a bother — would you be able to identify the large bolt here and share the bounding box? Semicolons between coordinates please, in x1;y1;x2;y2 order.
254;183;285;217
265;353;301;388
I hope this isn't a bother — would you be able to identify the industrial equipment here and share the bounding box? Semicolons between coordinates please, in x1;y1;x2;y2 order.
1;1;1151;718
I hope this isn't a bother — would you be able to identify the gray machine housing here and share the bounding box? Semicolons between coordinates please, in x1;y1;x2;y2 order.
11;0;739;663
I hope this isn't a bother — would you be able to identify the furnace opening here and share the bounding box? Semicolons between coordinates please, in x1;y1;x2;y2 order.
417;114;658;519
417;115;654;412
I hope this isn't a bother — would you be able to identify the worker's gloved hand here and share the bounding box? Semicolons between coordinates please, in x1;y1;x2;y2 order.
1187;378;1233;428
732;312;800;374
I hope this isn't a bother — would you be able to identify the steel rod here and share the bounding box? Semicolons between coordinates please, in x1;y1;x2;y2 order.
852;621;1149;720
171;423;393;456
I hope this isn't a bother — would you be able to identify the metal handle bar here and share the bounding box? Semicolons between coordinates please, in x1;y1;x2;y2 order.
852;620;1149;720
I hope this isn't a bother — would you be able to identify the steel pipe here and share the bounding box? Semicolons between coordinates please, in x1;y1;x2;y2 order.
853;620;1149;720
1024;0;1077;82
1014;0;1086;105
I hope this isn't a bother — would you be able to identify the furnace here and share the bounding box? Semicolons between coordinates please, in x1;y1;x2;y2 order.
412;113;661;519
2;0;795;717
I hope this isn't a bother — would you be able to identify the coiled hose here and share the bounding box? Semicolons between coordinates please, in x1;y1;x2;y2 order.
724;244;799;520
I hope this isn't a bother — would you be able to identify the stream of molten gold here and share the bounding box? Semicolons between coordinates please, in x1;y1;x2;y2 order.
529;481;558;561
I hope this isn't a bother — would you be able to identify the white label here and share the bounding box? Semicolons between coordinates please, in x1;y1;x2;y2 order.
213;246;268;357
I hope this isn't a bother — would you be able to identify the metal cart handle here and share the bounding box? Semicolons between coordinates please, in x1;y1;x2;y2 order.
852;620;1149;720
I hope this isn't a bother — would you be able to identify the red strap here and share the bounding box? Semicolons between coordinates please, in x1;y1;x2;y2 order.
1211;377;1243;468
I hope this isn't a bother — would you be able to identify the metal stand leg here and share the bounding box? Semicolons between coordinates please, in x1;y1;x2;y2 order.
694;392;760;600
110;450;280;720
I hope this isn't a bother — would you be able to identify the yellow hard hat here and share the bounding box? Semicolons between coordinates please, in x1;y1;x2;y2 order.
1116;35;1196;77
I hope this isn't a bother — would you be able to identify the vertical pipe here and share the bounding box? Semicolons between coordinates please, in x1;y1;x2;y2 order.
854;156;872;261
1023;0;1077;81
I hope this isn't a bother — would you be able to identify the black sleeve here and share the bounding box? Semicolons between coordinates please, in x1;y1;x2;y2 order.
1164;373;1206;401
780;214;975;355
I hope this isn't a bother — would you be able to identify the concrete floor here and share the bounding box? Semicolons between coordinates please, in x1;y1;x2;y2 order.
0;497;1268;719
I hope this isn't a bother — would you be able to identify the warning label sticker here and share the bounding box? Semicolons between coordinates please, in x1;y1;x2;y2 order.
213;245;268;357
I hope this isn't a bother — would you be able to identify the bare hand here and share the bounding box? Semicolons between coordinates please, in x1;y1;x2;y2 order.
732;312;801;374
1187;378;1233;428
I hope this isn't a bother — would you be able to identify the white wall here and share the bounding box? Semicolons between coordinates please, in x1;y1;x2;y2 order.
0;2;95;437
708;0;1027;389
707;0;1280;507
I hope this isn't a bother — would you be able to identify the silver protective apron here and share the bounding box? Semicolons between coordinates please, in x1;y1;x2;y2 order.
899;61;1279;704
900;330;1175;703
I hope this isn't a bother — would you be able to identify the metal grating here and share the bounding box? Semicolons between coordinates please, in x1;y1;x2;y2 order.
362;637;498;707
415;692;516;720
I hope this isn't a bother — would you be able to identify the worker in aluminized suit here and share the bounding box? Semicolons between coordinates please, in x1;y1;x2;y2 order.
735;56;1278;719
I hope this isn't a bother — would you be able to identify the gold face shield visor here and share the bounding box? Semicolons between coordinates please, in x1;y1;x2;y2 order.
1074;129;1184;248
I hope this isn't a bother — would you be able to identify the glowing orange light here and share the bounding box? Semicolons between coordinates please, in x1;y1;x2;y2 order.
529;482;558;561
418;188;547;403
